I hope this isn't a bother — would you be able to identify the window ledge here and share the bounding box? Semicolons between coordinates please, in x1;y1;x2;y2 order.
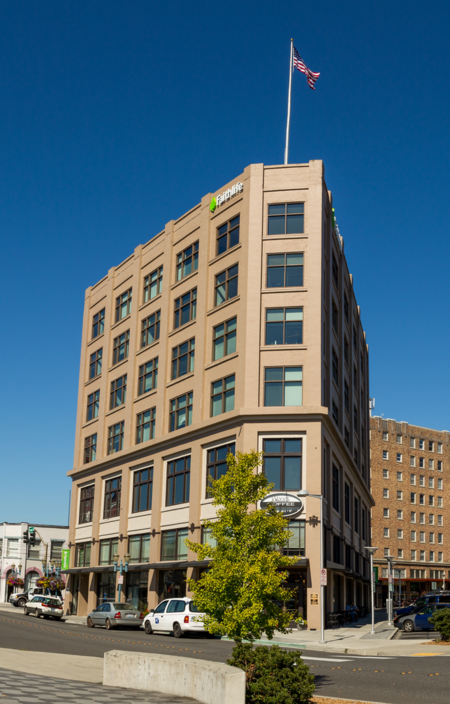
133;388;157;404
139;294;162;313
111;314;131;331
262;234;308;241
209;243;242;267
204;352;239;371
262;287;308;294
88;333;104;348
81;417;99;430
260;345;307;352
171;270;198;291
109;358;129;373
128;509;152;520
136;339;160;357
166;372;195;389
169;319;197;337
160;502;190;512
207;296;240;317
84;374;102;388
76;522;93;529
105;405;126;418
99;515;121;525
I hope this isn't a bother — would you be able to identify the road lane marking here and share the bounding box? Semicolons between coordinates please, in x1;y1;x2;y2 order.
301;656;353;662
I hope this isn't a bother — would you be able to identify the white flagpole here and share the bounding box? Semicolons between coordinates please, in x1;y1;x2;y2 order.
284;38;294;165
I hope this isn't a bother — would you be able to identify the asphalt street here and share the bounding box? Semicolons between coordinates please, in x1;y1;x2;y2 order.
1;610;450;704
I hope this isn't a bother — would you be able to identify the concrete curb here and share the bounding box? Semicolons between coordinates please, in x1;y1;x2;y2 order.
314;697;396;704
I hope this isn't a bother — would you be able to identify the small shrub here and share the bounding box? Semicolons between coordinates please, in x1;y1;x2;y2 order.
429;607;450;641
227;642;315;704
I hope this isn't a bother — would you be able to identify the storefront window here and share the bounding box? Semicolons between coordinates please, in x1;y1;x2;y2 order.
159;569;187;601
128;534;150;563
99;538;119;565
283;521;305;556
161;529;188;561
97;572;116;604
125;571;148;612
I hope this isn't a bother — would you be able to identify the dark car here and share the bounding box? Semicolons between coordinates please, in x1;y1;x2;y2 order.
398;603;450;632
395;592;450;621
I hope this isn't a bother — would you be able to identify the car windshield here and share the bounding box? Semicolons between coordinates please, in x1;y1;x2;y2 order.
32;597;43;602
43;599;61;607
114;603;136;611
189;602;202;613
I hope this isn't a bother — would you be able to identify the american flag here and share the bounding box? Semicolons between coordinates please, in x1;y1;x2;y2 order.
293;47;320;90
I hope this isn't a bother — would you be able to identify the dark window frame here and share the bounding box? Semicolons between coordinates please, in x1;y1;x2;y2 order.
174;288;197;329
265;307;303;346
79;485;95;524
332;465;340;512
99;537;119;566
206;442;236;498
262;438;303;492
166;456;191;506
283;520;306;556
345;483;350;524
214;265;238;307
264;366;303;407
141;310;161;348
176;242;199;281
87;390;100;422
216;215;240;256
211;374;235;417
266;252;304;288
169;392;193;432
103;476;121;519
128;533;151;563
161;528;189;561
107;421;124;455
172;338;195;380
110;374;127;409
213;316;237;360
84;434;97;464
132;468;153;513
89;349;102;379
143;266;163;303
268;202;304;235
92;309;105;339
112;330;130;365
138;358;158;396
332;348;339;386
115;289;132;322
75;541;91;567
136;408;156;444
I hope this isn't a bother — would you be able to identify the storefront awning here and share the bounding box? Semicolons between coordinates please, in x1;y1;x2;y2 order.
61;565;115;575
61;560;211;575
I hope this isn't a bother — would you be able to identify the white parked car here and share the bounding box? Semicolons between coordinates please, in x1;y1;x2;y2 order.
143;597;208;638
23;595;63;620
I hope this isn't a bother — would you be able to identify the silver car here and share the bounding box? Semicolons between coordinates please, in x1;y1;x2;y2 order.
87;602;144;630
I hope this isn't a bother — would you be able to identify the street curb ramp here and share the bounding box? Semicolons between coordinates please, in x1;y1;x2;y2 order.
103;649;246;704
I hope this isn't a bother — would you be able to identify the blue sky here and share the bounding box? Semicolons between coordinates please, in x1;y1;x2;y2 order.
1;0;449;524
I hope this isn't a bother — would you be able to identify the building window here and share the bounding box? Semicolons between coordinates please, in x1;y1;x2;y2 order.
384;547;389;556
438;461;443;471
429;495;435;507
84;434;97;464
283;521;306;556
99;538;119;566
332;254;339;288
112;330;130;365
167;456;190;506
169;392;193;432
438;496;443;507
332;401;339;424
429;477;435;489
397;491;403;500
397;529;403;539
420;531;426;543
397;510;403;519
107;422;124;455
383;431;389;441
438;553;444;563
264;367;302;406
215;265;238;306
397;471;403;481
28;538;41;559
353;405;358;431
92;309;105;339
396;434;402;444
354;497;360;533
217;215;240;255
438;515;443;526
383;451;388;460
438;443;443;454
383;508;389;517
384;528;390;538
383;469;389;479
267;253;303;288
332;301;338;332
268;202;304;235
143;267;163;303
75;542;91;567
410;456;416;467
79;485;95;524
429;459;434;470
438;478;443;490
50;540;64;562
411;512;416;523
419;494;425;505
419;476;425;487
397;453;402;463
438;533;443;544
161;528;188;561
332;349;339;385
174;288;197;328
116;289;132;321
344;337;349;365
419;439;424;450
411;531;416;541
430;551;435;562
132;467;153;513
263;438;302;492
345;483;351;524
90;349;102;379
265;308;303;346
138;358;158;396
419;457;424;468
410;493;416;504
383;488;389;498
345;427;350;447
411;551;417;561
213;317;236;360
177;242;199;281
110;374;127;409
344;381;349;413
103;476;121;519
430;533;435;543
429;514;435;525
87;391;100;422
141;310;161;348
410;437;416;448
172;339;195;379
332;465;340;512
128;534;150;563
429;441;434;452
211;374;235;416
207;442;236;496
420;513;425;524
136;408;156;444
353;325;357;350
343;293;349;321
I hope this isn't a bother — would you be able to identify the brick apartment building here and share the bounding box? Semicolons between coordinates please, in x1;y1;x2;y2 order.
370;416;450;604
63;161;373;629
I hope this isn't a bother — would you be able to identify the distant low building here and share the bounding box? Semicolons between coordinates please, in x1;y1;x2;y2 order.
0;522;69;603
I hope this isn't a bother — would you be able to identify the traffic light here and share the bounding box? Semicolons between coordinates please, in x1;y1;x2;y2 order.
29;528;36;548
22;528;29;544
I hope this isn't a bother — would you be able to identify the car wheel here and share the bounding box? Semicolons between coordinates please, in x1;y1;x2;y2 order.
23;608;28;616
403;620;414;632
173;622;183;638
144;620;153;635
34;610;40;618
87;617;94;628
105;618;112;630
18;599;27;608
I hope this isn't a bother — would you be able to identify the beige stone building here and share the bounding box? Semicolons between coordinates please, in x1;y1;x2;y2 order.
370;416;450;604
64;161;373;630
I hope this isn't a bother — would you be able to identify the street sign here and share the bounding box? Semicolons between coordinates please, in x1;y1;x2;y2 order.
320;569;327;586
388;574;393;584
374;566;379;584
29;526;35;532
61;549;70;571
117;575;124;585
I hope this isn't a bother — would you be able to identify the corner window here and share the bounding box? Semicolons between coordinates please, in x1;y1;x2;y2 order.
92;309;105;339
283;521;305;556
132;468;153;513
128;534;150;563
138;358;158;396
107;422;124;455
89;349;102;379
87;390;100;422
161;528;188;561
75;542;91;567
116;289;132;322
206;442;236;497
215;265;238;306
144;267;163;303
141;310;161;348
211;374;235;416
213;317;236;360
172;339;195;379
136;408;156;444
265;308;303;345
79;485;95;524
166;456;190;506
177;242;199;281
266;253;304;288
103;476;121;519
217;215;240;255
112;331;130;365
110;374;127;409
84;434;97;464
264;367;302;407
268;203;304;235
174;288;197;328
169;392;193;432
263;438;302;491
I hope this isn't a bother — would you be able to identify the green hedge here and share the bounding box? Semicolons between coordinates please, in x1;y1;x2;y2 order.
429;607;450;641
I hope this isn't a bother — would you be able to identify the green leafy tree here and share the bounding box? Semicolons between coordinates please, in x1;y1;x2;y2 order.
186;450;299;642
429;608;450;641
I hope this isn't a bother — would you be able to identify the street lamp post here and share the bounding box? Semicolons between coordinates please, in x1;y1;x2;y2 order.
298;490;325;644
113;552;130;603
365;546;378;635
386;556;396;626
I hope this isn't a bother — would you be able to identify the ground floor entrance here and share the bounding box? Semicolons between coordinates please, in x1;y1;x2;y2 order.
280;569;307;620
125;570;148;612
158;569;187;601
97;572;116;605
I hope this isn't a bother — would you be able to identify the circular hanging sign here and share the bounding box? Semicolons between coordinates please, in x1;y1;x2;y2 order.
260;492;304;518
